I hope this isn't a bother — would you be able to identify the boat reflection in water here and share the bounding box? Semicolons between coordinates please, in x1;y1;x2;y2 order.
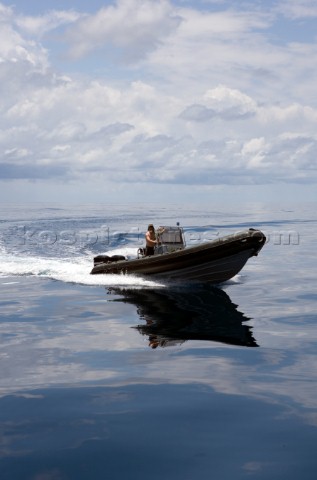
111;286;258;348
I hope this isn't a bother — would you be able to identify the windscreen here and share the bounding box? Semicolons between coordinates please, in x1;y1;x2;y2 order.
158;227;184;245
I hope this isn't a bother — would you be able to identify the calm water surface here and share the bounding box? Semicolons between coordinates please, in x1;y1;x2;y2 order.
0;203;316;479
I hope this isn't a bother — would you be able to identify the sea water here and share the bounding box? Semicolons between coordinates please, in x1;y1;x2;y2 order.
0;203;316;479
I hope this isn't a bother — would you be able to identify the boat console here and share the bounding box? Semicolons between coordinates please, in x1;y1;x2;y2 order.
155;226;186;254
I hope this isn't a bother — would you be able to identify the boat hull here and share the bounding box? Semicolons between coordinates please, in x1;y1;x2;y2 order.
90;228;266;284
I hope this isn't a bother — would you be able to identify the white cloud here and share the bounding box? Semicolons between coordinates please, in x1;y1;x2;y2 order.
63;0;182;62
180;85;257;121
0;2;11;19
277;0;317;19
0;0;316;199
15;9;83;37
0;19;47;68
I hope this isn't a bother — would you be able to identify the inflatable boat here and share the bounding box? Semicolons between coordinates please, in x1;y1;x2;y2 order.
91;225;266;284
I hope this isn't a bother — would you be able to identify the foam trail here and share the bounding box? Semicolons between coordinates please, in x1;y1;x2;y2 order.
0;247;238;289
0;252;165;288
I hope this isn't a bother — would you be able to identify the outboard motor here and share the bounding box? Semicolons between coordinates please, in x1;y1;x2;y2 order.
94;255;111;265
93;254;126;266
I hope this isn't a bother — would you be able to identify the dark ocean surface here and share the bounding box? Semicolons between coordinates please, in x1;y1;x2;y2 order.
0;203;316;479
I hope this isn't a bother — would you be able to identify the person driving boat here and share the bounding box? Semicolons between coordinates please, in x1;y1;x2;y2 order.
145;224;157;256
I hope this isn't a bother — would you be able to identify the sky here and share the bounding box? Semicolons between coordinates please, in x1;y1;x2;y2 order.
0;0;316;204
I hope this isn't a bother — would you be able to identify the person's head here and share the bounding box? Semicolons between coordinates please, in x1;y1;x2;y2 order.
148;224;154;231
